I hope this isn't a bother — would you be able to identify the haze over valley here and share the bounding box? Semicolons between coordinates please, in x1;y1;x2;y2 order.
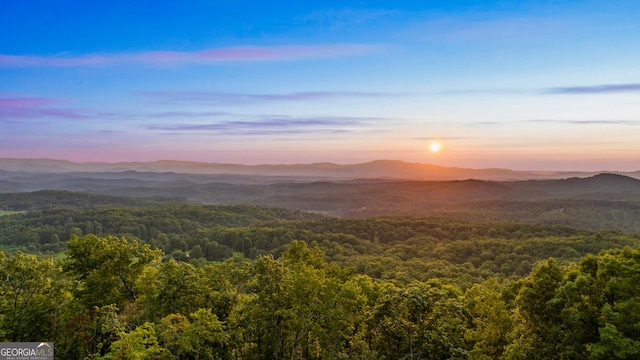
2;158;640;232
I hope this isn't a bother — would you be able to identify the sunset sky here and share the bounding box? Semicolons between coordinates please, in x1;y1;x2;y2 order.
2;1;640;171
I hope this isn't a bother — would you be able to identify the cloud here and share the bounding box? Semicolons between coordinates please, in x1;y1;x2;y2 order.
3;108;89;120
142;91;398;105
0;44;382;67
0;94;87;120
527;119;640;125
544;83;640;94
0;93;394;138
0;97;63;108
435;83;640;97
0;92;388;130
150;111;231;118
0;93;234;123
147;116;386;135
100;130;126;135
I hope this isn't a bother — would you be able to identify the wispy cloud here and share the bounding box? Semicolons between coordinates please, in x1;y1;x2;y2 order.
527;119;640;125
0;94;87;120
142;90;398;105
1;93;394;138
0;94;234;123
0;93;389;129
544;83;640;94
435;83;640;97
150;111;231;118
0;44;382;67
99;130;126;135
147;116;386;135
0;97;63;108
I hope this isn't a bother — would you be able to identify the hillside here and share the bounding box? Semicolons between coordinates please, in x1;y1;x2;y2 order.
2;173;640;231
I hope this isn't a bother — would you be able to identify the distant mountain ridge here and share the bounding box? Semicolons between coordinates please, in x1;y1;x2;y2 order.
3;158;640;231
1;158;638;181
2;171;640;231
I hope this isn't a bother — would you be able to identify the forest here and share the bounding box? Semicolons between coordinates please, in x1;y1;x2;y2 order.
0;193;640;359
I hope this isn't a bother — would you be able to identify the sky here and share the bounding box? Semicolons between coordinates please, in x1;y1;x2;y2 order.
1;0;640;171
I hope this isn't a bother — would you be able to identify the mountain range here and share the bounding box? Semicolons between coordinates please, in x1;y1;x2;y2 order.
1;158;639;181
2;158;640;231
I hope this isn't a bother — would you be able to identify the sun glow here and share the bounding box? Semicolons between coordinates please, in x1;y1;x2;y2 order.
429;141;442;153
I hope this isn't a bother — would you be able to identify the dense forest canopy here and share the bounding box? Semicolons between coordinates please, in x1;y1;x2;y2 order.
1;189;640;358
1;203;638;286
1;235;640;359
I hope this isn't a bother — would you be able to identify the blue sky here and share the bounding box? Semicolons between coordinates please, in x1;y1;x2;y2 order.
1;0;640;170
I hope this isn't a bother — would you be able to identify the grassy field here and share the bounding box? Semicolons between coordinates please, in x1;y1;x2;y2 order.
0;210;23;216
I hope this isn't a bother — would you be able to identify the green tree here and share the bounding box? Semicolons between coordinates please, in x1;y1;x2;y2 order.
63;234;162;308
505;248;640;360
239;241;332;359
504;259;564;359
371;280;470;359
99;322;171;360
585;247;640;359
156;309;229;359
464;278;514;359
0;251;71;342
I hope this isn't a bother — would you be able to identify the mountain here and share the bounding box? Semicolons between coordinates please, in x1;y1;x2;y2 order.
1;158;637;181
2;158;640;231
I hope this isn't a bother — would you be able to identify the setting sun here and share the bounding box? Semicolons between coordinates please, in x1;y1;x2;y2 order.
429;142;442;153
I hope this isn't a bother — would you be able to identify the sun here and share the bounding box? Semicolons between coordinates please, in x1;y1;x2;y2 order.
429;141;442;153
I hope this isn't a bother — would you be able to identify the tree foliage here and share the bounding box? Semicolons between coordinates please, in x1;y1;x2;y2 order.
0;203;639;358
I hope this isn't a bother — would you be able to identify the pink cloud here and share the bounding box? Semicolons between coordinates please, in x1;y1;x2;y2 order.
0;94;85;120
0;107;88;120
0;44;381;67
